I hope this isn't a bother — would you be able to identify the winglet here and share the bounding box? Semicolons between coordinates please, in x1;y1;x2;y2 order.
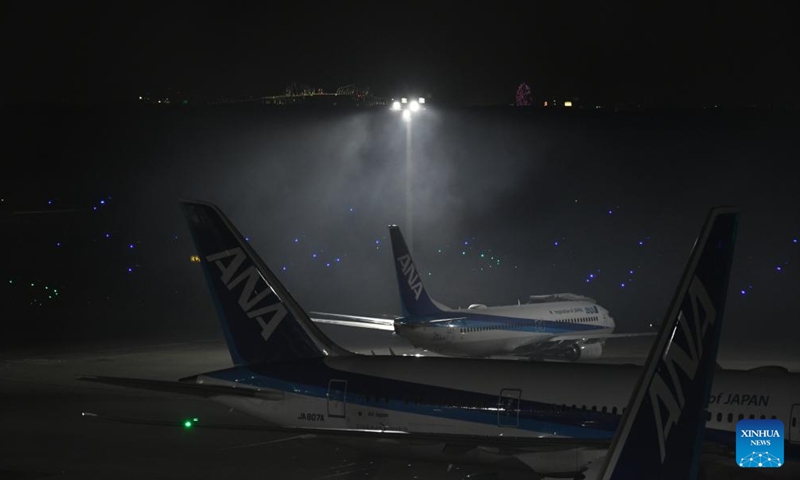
597;207;739;480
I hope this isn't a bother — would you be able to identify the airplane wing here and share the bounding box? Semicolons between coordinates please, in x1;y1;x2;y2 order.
79;375;610;454
547;332;656;343
309;312;397;332
81;410;611;454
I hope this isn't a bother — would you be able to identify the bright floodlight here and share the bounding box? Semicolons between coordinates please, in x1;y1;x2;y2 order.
401;97;408;104
409;100;420;112
419;97;425;104
402;109;411;121
392;101;401;110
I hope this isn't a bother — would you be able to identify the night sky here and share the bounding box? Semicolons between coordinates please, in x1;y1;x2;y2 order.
2;4;799;352
2;3;799;106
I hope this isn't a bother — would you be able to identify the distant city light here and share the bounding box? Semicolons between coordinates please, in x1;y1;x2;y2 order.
190;255;200;263
564;101;573;107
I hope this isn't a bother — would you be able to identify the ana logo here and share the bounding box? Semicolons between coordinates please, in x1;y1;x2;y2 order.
207;247;287;342
397;254;423;301
737;419;784;468
647;276;716;462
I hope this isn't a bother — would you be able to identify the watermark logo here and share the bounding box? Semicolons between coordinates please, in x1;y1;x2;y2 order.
737;419;783;468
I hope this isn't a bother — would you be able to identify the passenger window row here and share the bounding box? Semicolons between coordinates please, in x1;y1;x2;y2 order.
556;316;599;324
458;316;600;333
704;411;778;423
460;324;529;333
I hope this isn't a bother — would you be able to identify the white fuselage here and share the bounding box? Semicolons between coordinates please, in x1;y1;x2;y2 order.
196;356;800;475
394;301;615;357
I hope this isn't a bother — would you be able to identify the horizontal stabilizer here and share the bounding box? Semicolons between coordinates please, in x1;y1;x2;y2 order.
310;312;397;331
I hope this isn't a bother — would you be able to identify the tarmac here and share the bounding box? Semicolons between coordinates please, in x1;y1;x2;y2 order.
1;325;796;479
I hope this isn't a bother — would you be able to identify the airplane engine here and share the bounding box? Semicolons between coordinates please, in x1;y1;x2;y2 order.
566;342;603;361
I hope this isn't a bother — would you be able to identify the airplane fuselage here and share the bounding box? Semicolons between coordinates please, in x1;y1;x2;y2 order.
196;355;800;475
394;301;615;358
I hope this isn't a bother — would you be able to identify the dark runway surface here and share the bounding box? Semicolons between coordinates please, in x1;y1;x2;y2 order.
1;325;797;479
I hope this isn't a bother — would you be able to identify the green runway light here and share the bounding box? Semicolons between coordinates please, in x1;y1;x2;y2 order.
184;420;193;429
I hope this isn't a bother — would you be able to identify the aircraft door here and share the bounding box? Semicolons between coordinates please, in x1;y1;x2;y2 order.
446;324;456;343
498;388;521;427
791;404;800;444
327;379;347;419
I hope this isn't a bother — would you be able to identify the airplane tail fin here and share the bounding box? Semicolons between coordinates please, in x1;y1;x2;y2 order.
388;225;446;318
180;200;350;366
597;207;739;480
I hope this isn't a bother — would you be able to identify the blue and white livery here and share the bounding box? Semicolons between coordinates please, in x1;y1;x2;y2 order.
80;202;800;478
313;224;654;361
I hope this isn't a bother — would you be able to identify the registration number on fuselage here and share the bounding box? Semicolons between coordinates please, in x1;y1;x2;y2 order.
297;412;325;421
